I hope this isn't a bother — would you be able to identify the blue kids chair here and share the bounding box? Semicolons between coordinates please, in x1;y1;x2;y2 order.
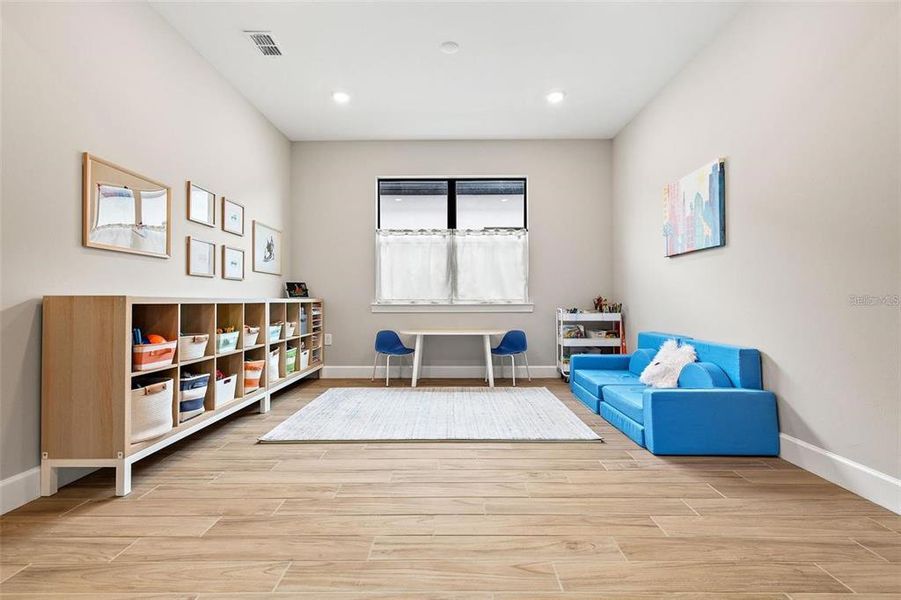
487;330;531;386
372;330;415;386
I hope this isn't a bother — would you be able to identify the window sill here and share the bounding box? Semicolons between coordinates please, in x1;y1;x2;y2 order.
371;302;534;314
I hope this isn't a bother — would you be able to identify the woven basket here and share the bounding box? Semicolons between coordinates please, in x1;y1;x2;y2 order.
131;379;174;443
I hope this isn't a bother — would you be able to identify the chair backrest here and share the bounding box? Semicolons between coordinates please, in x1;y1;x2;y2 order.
374;330;404;353
498;330;527;353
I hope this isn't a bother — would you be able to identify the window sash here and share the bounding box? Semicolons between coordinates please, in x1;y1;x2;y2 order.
377;178;527;230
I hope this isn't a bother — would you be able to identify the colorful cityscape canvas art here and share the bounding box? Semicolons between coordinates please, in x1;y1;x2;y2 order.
663;159;726;257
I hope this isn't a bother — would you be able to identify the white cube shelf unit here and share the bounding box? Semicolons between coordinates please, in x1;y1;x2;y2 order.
556;308;625;380
40;295;324;496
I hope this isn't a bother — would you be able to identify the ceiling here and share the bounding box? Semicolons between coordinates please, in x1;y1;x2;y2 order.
151;2;741;141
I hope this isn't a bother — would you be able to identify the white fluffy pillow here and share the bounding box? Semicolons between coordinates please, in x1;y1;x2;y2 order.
639;339;697;388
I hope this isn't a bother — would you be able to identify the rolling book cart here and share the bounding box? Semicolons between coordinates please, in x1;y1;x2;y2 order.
556;307;625;381
40;295;324;496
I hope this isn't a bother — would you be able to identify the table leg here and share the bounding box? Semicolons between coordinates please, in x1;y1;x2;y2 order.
484;335;495;388
412;334;423;387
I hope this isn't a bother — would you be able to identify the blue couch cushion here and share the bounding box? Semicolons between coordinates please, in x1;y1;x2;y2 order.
601;385;646;423
600;402;645;447
628;348;657;375
691;339;763;389
572;369;641;397
637;331;689;351
678;362;733;389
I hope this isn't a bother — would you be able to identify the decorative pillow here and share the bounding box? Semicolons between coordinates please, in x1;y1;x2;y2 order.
678;362;733;389
627;348;658;376
639;339;697;388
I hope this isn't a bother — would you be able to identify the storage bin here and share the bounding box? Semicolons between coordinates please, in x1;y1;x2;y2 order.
132;340;177;372
179;334;209;361
179;396;205;412
299;349;310;370
244;325;260;347
300;312;308;335
269;348;281;382
285;347;298;374
178;395;205;422
285;321;297;337
131;378;174;443
179;372;210;403
216;331;240;353
268;323;283;343
214;374;237;408
244;360;265;392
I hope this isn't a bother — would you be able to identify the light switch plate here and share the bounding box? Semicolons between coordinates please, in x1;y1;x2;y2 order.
324;333;333;346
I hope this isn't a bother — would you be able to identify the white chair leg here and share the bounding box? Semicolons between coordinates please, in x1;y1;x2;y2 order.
511;355;516;386
523;352;532;381
371;352;380;381
385;354;391;387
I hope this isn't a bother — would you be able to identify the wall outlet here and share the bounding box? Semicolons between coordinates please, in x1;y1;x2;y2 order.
324;333;333;346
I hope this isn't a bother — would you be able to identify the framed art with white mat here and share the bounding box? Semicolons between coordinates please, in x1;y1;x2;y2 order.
187;181;216;227
222;197;244;236
187;236;215;277
222;246;244;280
253;220;282;275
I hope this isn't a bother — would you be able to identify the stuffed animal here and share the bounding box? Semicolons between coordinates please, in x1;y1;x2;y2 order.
640;339;697;388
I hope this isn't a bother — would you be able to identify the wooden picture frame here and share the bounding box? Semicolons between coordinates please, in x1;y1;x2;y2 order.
252;220;282;276
222;197;245;236
187;181;216;227
186;236;215;277
83;153;171;258
222;246;245;281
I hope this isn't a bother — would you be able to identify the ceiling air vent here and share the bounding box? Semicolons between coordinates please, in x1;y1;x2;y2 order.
244;31;282;56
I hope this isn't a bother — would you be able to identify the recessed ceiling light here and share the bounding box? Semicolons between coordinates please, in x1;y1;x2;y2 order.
332;91;351;104
394;198;403;202
499;198;509;203
439;41;460;55
546;90;566;105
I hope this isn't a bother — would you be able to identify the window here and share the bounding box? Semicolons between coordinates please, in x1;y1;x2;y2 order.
376;178;529;307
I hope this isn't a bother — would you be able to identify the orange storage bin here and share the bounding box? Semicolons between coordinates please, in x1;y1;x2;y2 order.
133;340;177;371
243;359;265;392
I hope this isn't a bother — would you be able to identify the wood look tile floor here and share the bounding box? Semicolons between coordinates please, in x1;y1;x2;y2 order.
2;378;899;599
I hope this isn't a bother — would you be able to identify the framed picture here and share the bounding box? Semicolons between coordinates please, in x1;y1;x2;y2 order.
252;220;282;275
222;246;245;281
663;159;726;257
83;153;171;258
187;236;215;277
286;282;309;298
187;181;216;227
222;197;245;236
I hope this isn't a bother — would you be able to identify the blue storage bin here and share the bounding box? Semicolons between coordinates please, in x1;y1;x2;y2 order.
179;373;210;403
179;397;204;412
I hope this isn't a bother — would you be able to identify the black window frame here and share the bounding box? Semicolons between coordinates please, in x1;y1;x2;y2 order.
377;177;527;231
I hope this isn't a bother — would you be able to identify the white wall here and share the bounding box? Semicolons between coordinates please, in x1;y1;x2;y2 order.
0;3;291;487
612;3;900;499
291;140;612;372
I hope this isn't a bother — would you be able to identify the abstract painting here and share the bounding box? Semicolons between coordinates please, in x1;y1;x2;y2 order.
663;159;726;257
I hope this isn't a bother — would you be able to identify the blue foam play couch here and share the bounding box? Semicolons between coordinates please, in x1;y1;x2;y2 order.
570;331;779;456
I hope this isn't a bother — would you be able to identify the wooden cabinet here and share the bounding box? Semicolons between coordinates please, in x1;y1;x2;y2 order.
40;295;324;496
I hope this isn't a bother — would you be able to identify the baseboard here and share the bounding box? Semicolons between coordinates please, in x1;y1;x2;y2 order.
779;433;900;514
1;466;97;515
322;364;560;380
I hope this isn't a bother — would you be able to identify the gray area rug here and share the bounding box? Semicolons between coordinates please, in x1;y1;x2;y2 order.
259;387;601;442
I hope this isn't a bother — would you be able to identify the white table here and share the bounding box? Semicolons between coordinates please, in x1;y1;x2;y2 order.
400;329;506;388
